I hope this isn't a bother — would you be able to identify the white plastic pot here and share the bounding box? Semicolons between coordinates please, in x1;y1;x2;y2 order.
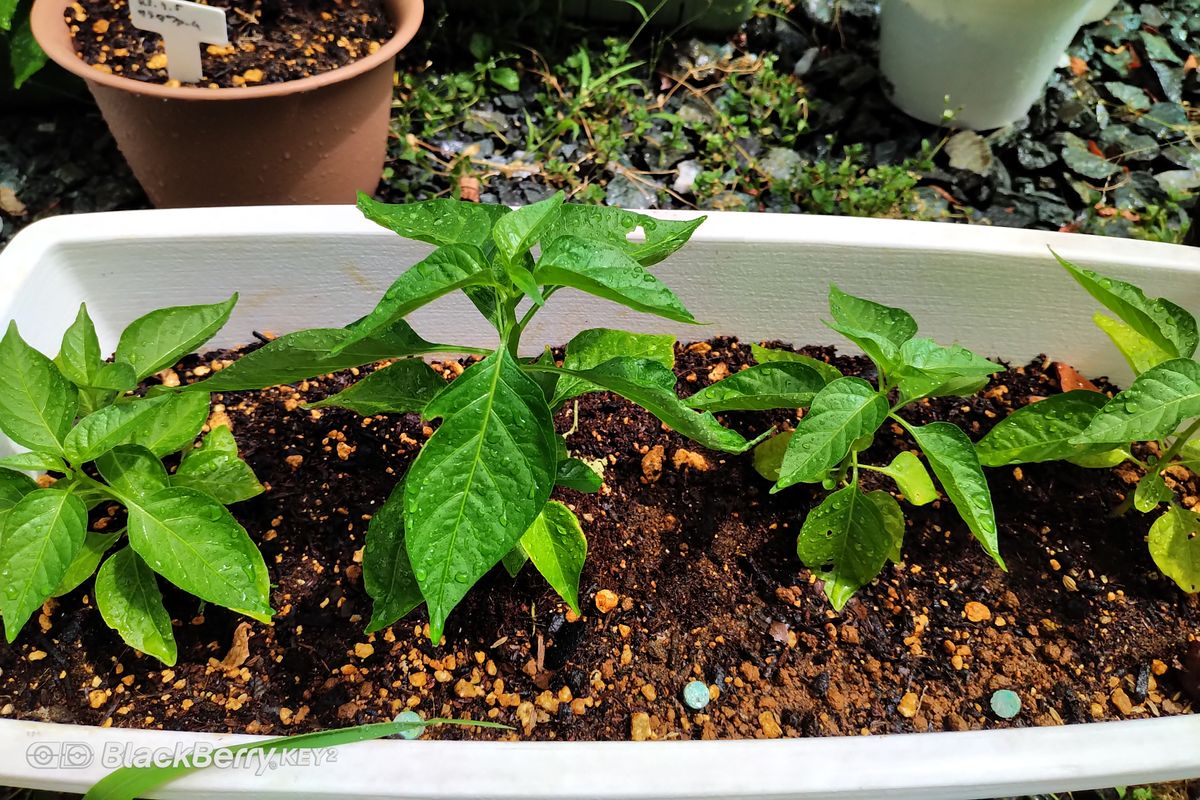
879;0;1094;130
1082;0;1120;24
0;207;1198;798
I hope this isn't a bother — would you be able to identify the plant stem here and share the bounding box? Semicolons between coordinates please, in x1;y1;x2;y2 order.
501;295;522;357
1159;417;1200;468
1111;491;1136;518
889;412;916;437
563;401;581;438
71;471;124;506
516;286;559;332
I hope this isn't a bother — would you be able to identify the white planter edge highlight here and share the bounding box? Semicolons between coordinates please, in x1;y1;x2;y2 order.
0;206;1197;799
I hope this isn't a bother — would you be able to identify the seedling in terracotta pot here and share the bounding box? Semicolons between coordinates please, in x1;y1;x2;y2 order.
193;194;760;641
0;298;270;665
700;286;1004;608
976;258;1200;593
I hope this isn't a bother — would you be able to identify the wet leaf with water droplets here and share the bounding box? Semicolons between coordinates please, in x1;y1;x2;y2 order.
0;451;69;475
0;470;38;521
551;328;675;408
876;451;937;506
126;488;272;622
96;445;169;500
307;359;446;417
537;205;704;267
194;322;441;392
404;350;557;642
357;192;509;248
1134;471;1173;513
1074;359;1200;444
895;338;998;402
797;485;893;610
534;236;696;324
750;344;842;384
0;489;87;641
1093;313;1174;376
363;480;422;634
337;245;497;353
826;286;917;375
1058;256;1197;360
65;392;209;463
95;547;177;666
54;303;104;388
687;362;825;412
115;295;238;381
976;391;1113;466
543;358;753;453
1148;505;1200;593
774;377;887;491
171;426;263;505
0;322;77;456
520;500;587;616
492;192;564;266
908;421;1003;569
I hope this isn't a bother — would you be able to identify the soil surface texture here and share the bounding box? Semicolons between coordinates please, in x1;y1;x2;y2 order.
66;0;393;88
0;338;1197;742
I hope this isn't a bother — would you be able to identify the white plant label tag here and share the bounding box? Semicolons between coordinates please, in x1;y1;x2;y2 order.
129;0;230;85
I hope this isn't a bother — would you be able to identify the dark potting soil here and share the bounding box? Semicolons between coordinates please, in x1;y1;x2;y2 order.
66;0;393;88
0;338;1197;741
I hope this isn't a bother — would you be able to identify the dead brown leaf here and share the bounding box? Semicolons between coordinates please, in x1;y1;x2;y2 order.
0;186;26;216
1055;362;1101;394
219;622;253;669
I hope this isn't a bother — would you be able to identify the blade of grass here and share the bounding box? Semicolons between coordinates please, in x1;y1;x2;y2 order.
85;718;510;800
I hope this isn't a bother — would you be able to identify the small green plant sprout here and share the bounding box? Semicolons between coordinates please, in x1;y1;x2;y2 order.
707;287;1004;609
975;256;1200;594
0;298;270;665
192;192;761;642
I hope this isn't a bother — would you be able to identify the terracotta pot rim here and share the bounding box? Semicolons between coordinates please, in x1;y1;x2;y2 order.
30;0;423;101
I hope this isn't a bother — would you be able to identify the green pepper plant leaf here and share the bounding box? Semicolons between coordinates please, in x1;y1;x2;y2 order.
0;300;271;661
970;257;1200;594
714;286;1002;609
196;194;755;641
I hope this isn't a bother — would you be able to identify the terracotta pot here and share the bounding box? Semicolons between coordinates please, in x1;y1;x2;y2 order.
30;0;423;207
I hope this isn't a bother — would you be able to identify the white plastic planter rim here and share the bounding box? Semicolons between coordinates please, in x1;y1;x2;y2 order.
0;207;1197;799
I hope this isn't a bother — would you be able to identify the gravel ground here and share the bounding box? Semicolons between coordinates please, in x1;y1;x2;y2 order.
1;0;1196;247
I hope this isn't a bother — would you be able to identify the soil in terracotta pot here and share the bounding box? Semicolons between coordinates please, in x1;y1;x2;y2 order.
66;0;393;88
1;337;1197;741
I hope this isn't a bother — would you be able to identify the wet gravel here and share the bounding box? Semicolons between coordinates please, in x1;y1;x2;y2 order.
1;0;1196;249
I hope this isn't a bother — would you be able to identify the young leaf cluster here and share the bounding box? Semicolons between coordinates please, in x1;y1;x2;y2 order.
699;287;1003;609
975;257;1200;593
195;193;759;641
0;299;269;664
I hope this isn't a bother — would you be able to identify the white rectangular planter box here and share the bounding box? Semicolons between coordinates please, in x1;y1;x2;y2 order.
0;207;1198;799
